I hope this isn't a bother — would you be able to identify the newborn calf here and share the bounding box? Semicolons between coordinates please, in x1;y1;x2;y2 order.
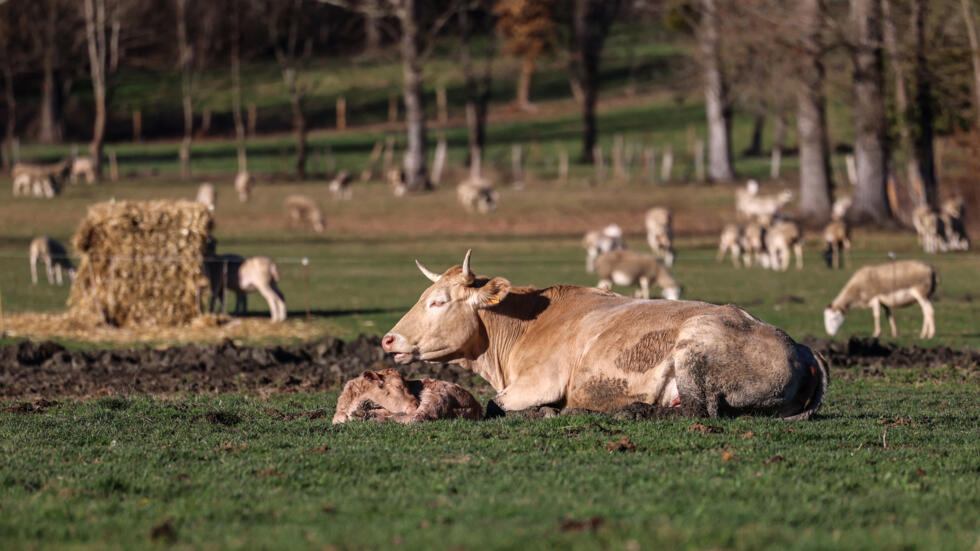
332;368;483;424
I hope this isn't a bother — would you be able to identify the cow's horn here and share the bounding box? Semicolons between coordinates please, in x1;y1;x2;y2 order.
461;249;474;283
415;259;441;282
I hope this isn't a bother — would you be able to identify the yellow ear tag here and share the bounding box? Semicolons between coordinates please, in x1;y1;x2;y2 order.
486;296;500;306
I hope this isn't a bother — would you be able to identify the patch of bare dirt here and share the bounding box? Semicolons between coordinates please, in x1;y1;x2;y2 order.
802;336;979;381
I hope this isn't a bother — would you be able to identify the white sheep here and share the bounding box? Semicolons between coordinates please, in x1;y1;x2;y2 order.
196;183;217;211
234;171;254;203
29;236;75;285
204;250;286;322
284;195;325;233
644;206;674;267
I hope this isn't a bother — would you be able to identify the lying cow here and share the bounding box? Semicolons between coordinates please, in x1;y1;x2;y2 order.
332;368;483;424
382;250;829;419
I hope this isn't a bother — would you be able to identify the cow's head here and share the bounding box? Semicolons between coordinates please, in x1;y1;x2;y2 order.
382;250;511;364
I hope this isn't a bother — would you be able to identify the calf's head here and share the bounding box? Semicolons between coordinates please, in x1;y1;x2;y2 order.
382;250;510;364
332;368;420;424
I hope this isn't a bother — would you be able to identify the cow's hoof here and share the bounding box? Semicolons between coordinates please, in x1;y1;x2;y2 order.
484;399;506;419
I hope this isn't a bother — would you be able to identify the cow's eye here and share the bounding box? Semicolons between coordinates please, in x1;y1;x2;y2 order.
428;299;446;308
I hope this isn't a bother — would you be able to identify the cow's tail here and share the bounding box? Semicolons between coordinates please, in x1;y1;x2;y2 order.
782;350;830;421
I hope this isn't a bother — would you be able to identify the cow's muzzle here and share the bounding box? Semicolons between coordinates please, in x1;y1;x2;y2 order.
382;332;417;364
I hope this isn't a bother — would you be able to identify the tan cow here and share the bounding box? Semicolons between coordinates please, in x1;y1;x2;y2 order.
382;250;829;419
332;368;483;424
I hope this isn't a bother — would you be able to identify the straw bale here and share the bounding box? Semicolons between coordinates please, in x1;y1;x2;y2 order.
67;200;213;328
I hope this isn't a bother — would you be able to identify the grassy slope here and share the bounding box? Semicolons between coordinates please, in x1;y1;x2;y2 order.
1;377;978;550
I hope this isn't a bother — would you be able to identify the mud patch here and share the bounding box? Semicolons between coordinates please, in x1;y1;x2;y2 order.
0;336;491;401
802;336;979;381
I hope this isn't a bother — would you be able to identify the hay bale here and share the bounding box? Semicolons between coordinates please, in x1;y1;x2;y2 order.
67;200;213;328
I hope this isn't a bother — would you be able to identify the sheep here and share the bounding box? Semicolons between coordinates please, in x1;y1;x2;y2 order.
196;183;217;211
822;219;851;269
457;178;499;214
204;249;287;322
741;222;768;268
736;180;793;225
332;368;483;424
70;156;96;185
29;236;75;285
12;161;68;198
234;171;254;203
912;205;945;254
329;171;353;200
284;194;325;233
940;197;969;251
388;169;407;197
644;206;675;267
824;260;937;339
594;249;681;300
765;219;804;271
716;223;743;268
582;223;626;273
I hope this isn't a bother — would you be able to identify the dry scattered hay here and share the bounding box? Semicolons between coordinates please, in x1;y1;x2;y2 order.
68;199;212;328
1;312;323;344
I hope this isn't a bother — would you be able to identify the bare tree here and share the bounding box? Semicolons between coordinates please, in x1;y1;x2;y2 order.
849;0;891;223
494;0;555;112
569;0;621;163
0;3;16;168
176;0;193;178
37;0;62;143
460;0;493;180
962;0;980;129
267;0;311;179
909;0;936;206
796;0;833;220
230;0;248;174
82;0;120;179
699;0;735;180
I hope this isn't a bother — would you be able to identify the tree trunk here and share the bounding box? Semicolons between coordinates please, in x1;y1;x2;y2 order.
797;0;833;221
882;0;919;197
288;79;307;179
571;0;619;163
399;0;429;191
230;0;247;173
38;1;61;144
176;0;192;179
1;59;14;170
364;3;381;54
460;2;491;180
744;112;765;156
961;0;980;129
700;0;735;181
517;55;535;111
911;0;937;207
83;0;107;177
850;0;891;223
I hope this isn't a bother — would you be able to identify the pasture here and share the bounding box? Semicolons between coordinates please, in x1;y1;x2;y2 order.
2;78;979;550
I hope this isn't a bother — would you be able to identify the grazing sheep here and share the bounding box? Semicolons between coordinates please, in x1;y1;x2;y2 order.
234;171;254;203
29;236;75;285
457;178;499;214
329;171;353;200
824;260;937;339
284;194;325;233
765;219;804;271
12;161;70;198
831;195;852;221
332;368;483;424
70;156;96;185
912;205;945;253
717;223;743;268
940;197;969;251
645;206;675;267
741;222;769;268
196;183;217;211
735;180;793;224
594;249;681;300
388;169;407;197
204;251;287;322
582;223;626;273
822;219;851;269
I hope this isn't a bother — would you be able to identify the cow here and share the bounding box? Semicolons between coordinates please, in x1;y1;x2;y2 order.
381;250;829;419
332;368;483;424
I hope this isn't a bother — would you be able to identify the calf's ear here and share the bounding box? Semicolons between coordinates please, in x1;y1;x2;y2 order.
471;277;511;309
362;371;384;386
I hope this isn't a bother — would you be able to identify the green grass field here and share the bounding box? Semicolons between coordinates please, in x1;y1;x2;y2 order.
1;376;978;550
2;34;979;549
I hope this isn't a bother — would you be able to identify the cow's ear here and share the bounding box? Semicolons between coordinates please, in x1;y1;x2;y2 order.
362;371;384;386
472;277;510;309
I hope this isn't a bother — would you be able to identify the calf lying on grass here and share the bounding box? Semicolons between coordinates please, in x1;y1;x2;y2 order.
332;368;483;424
